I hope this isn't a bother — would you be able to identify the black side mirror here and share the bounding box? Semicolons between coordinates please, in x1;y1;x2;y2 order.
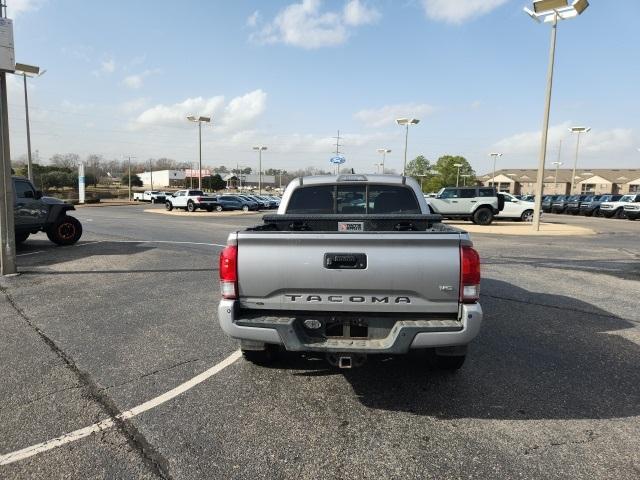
34;190;43;199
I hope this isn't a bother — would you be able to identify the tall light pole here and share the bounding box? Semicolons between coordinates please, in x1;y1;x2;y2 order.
489;153;502;189
127;155;135;201
552;160;563;193
524;0;590;231
253;145;267;195
377;148;391;174
396;118;420;176
187;115;211;189
454;163;463;187
14;63;45;182
569;126;590;194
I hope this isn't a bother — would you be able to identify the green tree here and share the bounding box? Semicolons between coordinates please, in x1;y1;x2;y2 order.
432;155;476;190
120;174;143;187
203;174;226;191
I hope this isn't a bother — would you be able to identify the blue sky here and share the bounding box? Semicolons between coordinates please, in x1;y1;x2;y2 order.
7;0;640;175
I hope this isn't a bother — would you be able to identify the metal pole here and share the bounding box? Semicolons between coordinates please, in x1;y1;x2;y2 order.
402;125;409;176
456;166;461;187
128;156;131;201
0;71;17;275
23;73;33;182
571;132;581;195
382;151;386;173
198;121;202;190
492;157;497;190
532;13;558;232
150;160;153;190
258;149;262;195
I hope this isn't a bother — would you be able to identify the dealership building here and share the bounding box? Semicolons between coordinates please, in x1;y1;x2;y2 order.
138;170;186;188
481;169;640;195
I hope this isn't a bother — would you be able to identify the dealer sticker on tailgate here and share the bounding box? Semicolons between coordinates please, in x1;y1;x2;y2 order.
338;222;364;232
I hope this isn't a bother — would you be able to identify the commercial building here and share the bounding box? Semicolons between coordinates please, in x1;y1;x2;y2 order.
139;170;186;188
480;169;640;195
223;174;276;189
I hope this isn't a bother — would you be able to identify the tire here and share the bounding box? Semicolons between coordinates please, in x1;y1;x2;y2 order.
614;208;626;219
46;215;83;246
215;205;223;212
187;201;196;212
242;205;249;212
593;208;602;217
435;354;466;371
150;198;155;204
15;232;29;244
242;346;277;365
165;201;173;211
472;208;494;226
520;209;534;222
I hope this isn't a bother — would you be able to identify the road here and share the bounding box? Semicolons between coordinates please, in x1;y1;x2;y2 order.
1;205;639;479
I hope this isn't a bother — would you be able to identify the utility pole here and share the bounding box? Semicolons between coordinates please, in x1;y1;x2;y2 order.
332;130;343;175
253;145;267;195
0;4;16;275
127;155;135;201
149;159;153;191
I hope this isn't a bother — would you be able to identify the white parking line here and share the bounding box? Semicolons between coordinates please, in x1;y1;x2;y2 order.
16;251;45;257
0;350;242;466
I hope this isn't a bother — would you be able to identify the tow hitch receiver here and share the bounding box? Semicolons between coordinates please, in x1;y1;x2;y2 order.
326;353;367;369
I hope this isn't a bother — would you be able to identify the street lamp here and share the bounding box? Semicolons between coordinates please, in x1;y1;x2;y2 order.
396;118;420;176
524;0;590;231
569;126;590;194
377;148;391;174
453;163;463;187
552;160;563;192
187;115;211;189
489;153;502;190
252;146;267;195
13;63;46;182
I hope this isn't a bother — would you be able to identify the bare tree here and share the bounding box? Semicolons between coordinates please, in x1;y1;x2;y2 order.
50;153;80;170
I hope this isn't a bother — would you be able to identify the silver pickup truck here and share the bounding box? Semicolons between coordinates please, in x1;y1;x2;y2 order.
218;175;483;370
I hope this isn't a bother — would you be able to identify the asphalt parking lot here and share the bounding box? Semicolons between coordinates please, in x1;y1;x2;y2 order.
1;205;639;479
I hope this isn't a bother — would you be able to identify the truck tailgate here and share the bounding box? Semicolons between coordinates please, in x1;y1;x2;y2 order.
235;231;462;314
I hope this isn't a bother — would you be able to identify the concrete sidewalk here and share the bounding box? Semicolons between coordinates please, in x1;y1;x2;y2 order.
447;220;596;236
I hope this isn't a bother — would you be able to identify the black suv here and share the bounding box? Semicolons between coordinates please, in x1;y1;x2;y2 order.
579;194;622;217
12;176;83;245
565;195;592;215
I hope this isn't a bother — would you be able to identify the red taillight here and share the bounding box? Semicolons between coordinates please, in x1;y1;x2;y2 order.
219;245;238;299
460;245;480;303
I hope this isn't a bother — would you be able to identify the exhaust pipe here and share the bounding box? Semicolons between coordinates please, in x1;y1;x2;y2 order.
327;353;367;369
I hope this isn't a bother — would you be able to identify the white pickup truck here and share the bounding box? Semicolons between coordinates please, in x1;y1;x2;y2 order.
165;189;221;212
132;191;166;203
218;174;483;370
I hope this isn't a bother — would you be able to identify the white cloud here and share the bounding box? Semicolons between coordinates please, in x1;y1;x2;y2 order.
133;89;267;133
120;97;150;114
421;0;509;24
251;0;379;49
494;122;637;157
101;58;115;73
8;0;46;17
122;69;159;89
343;0;380;26
354;103;437;128
246;10;260;27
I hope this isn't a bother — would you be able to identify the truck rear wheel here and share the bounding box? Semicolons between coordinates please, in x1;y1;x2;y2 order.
242;346;278;365
435;354;466;371
472;208;494;225
187;201;196;212
46;215;83;246
166;201;173;211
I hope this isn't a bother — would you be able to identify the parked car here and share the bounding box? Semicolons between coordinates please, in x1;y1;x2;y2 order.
551;195;572;213
426;186;504;225
542;195;562;213
495;192;536;222
565;195;592;215
579;194;622;217
165;190;220;212
243;195;270;209
218;174;482;370
12;176;83;245
520;195;535;202
623;195;640;220
133;190;166;203
254;195;278;209
220;195;260;211
600;194;637;219
215;195;248;211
